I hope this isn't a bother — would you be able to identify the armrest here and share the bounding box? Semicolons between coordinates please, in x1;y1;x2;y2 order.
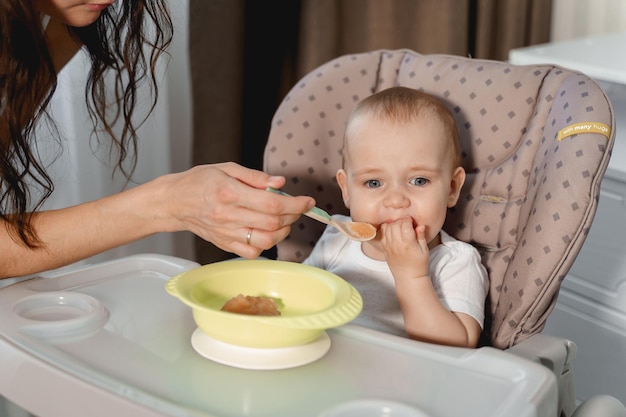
506;334;626;417
506;333;577;417
506;333;575;377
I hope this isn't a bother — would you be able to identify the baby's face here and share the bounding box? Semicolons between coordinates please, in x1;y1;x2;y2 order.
337;115;464;249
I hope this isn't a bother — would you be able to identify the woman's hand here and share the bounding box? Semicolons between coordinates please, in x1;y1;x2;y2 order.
153;162;315;258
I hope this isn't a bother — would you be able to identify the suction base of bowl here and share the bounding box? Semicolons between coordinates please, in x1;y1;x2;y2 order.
190;328;331;370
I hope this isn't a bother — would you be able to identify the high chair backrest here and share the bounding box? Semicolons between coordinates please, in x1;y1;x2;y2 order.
263;49;614;349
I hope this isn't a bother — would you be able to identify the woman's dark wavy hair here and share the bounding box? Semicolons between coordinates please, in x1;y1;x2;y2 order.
0;1;173;248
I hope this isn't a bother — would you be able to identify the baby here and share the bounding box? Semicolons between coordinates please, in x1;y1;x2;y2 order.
303;86;488;347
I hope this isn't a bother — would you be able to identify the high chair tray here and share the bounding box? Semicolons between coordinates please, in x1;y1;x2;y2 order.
0;254;557;417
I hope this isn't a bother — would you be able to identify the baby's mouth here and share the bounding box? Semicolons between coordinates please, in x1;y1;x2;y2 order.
378;217;417;228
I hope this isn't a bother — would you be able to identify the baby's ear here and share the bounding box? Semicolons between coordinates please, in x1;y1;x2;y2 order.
448;166;466;207
336;169;350;208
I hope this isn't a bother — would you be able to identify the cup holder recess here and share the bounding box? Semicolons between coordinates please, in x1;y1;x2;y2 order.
13;292;109;343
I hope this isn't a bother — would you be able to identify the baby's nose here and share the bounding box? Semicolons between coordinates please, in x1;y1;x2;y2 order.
383;188;410;208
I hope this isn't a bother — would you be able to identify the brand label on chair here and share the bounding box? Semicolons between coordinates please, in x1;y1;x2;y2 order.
557;122;611;141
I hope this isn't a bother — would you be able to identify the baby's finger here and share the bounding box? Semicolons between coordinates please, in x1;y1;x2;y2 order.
401;218;415;237
416;225;429;252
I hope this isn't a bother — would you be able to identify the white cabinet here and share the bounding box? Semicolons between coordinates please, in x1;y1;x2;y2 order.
510;32;626;404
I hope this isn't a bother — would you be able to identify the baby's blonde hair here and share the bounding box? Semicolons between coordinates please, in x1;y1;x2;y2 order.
343;86;462;168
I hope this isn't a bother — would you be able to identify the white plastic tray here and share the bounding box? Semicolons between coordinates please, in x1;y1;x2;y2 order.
0;254;557;417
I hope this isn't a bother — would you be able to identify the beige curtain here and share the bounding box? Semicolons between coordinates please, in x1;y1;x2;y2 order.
474;0;552;59
296;0;470;76
296;0;551;76
189;0;552;264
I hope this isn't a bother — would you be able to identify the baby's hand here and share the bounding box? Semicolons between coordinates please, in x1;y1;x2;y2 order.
380;217;429;278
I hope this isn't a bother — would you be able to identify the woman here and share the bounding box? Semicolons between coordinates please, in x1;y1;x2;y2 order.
0;1;314;278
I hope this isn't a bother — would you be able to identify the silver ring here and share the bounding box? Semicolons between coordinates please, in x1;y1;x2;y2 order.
246;228;253;245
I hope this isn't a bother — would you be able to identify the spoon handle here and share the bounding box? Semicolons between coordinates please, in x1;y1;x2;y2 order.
304;206;333;224
266;187;332;225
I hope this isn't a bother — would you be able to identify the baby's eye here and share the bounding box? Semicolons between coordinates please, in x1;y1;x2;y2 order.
410;177;429;186
364;179;382;188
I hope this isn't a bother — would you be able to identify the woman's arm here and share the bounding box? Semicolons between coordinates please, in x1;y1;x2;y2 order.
0;163;314;278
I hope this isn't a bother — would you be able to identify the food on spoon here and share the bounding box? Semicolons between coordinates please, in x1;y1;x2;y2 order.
347;222;376;239
221;294;281;316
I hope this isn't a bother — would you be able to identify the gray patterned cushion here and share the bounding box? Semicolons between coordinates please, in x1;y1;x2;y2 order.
263;49;614;349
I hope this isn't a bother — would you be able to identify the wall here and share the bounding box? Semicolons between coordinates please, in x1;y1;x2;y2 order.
544;0;626;406
551;0;626;41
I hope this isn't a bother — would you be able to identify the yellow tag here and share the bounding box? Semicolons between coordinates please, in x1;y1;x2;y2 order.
557;122;611;141
480;195;507;203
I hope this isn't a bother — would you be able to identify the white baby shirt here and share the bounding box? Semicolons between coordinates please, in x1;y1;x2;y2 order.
303;215;489;337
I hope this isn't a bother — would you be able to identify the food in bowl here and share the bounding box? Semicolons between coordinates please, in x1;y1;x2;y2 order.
165;259;363;348
221;294;281;316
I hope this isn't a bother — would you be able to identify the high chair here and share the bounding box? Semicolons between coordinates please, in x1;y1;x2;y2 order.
264;49;626;417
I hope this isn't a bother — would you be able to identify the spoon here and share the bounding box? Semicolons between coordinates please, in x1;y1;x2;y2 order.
267;187;376;241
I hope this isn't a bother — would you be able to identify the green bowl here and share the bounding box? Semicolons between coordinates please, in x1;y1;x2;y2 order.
165;259;363;348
